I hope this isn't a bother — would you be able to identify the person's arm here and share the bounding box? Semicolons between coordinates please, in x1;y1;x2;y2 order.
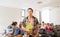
21;25;26;31
7;34;12;37
34;18;39;37
36;18;39;31
22;18;26;30
14;34;22;37
21;24;30;32
21;18;29;32
14;28;23;37
35;24;39;37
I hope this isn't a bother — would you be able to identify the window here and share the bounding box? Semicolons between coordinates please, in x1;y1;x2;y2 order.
20;9;25;21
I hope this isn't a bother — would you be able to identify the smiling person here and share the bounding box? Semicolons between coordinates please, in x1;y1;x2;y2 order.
21;8;39;37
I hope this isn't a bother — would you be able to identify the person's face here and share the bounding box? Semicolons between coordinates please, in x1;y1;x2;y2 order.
20;22;23;26
27;9;33;16
13;25;17;29
42;23;44;26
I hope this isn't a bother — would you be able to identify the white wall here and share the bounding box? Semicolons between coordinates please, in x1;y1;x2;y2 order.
0;0;40;10
50;7;60;25
0;6;21;30
41;7;50;23
41;7;60;25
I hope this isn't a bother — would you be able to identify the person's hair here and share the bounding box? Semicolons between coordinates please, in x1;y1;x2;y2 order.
11;21;17;26
47;23;50;26
19;22;23;28
27;8;33;12
42;21;44;23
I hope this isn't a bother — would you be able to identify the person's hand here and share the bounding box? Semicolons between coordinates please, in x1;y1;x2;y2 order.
14;34;22;37
25;29;29;32
26;29;32;35
7;34;12;37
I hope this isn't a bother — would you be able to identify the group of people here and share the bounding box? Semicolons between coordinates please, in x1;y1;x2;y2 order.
40;21;53;37
7;8;39;37
6;8;53;37
40;21;53;32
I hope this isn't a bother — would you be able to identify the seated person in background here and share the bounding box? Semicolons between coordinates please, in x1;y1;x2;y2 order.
40;21;46;34
40;21;46;29
45;23;53;37
45;23;53;31
7;21;22;37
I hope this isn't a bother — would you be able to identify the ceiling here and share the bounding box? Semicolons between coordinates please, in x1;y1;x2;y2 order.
0;0;60;10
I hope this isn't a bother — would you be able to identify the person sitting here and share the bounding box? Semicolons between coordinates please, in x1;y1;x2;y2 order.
45;23;53;37
40;21;46;34
45;23;53;31
7;21;22;37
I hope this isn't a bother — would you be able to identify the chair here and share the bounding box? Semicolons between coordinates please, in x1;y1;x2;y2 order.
54;25;60;37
